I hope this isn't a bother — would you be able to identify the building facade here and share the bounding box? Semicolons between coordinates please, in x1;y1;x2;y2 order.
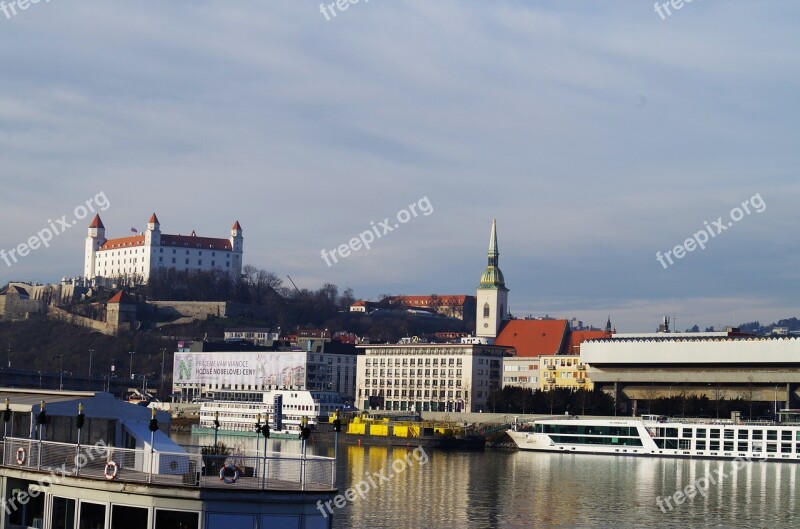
355;343;510;413
84;214;243;284
581;333;800;406
172;344;360;404
538;355;592;391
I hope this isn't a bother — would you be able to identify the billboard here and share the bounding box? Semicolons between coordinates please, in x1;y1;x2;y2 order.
173;352;306;387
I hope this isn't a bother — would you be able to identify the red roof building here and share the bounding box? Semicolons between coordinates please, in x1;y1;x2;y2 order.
495;319;571;358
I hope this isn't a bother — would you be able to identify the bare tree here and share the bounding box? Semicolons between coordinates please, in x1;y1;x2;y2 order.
738;375;757;419
641;384;660;415
711;384;727;418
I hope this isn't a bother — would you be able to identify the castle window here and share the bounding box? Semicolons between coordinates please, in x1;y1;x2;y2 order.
483;303;490;318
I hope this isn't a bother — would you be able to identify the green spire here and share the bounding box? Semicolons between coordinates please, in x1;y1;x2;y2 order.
478;219;507;290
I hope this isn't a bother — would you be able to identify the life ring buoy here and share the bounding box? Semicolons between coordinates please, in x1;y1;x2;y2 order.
104;461;118;480
219;464;241;484
16;447;26;465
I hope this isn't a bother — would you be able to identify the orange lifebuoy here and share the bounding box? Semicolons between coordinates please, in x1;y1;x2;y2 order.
104;461;118;480
16;447;25;465
219;464;241;484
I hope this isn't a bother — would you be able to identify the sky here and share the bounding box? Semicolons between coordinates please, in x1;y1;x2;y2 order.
1;1;798;332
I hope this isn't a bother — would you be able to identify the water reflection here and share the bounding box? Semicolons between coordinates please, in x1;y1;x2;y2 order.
173;432;799;528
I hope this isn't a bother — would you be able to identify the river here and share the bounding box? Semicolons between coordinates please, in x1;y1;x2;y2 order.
173;432;798;528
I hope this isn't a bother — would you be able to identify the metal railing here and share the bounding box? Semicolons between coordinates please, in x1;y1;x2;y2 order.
1;437;335;492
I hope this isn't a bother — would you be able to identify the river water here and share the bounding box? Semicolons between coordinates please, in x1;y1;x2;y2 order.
174;432;798;529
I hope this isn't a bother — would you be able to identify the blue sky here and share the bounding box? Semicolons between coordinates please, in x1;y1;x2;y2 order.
1;1;798;331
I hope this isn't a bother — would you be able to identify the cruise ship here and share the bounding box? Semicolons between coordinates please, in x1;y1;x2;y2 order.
0;388;337;529
508;413;800;461
195;389;346;437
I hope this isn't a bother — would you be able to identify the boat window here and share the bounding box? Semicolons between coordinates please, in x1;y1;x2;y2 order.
767;430;778;441
79;502;106;529
753;430;764;440
696;440;706;450
155;509;199;529
696;428;706;438
112;505;148;529
207;514;256;528
724;430;735;439
782;431;793;441
8;486;45;528
259;515;301;528
738;430;749;440
51;497;76;529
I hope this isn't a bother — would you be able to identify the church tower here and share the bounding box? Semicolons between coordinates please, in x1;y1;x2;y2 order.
84;214;106;279
476;219;509;340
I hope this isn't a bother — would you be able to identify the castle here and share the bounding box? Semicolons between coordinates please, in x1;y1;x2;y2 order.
84;213;243;284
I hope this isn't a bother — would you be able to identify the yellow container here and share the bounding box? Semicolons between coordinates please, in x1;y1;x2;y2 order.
370;424;389;436
347;423;366;435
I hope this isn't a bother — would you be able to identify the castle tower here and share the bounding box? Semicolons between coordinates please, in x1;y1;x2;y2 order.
476;219;509;340
145;213;161;246
84;214;107;279
230;221;244;275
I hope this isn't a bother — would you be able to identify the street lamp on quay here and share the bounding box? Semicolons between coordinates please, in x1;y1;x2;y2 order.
88;349;94;377
58;354;64;391
128;352;135;380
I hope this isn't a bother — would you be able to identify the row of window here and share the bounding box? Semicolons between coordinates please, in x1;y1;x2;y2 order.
365;358;463;367
362;390;463;398
365;379;462;387
656;427;799;441
365;369;462;377
100;249;232;257
8;495;199;529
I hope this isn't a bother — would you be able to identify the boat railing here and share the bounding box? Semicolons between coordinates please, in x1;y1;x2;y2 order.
1;437;336;492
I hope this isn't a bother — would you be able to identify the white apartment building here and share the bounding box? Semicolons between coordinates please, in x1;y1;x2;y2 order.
356;343;510;413
84;213;243;283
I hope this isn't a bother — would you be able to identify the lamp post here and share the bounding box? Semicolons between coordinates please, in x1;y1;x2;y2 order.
160;348;166;396
774;385;779;420
299;416;310;490
59;354;64;391
36;401;46;470
128;351;135;380
213;410;220;451
76;403;85;476
3;398;10;439
88;349;94;377
148;408;158;483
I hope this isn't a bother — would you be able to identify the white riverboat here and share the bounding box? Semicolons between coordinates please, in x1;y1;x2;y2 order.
508;413;800;461
196;389;346;437
0;388;336;529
